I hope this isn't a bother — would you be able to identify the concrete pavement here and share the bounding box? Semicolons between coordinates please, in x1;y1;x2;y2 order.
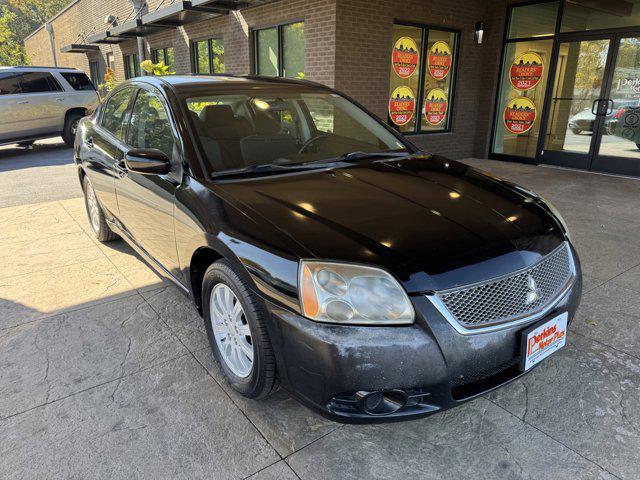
0;141;639;479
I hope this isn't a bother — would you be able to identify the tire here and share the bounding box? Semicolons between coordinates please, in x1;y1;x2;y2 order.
62;113;83;147
202;260;277;398
82;175;119;242
570;127;582;135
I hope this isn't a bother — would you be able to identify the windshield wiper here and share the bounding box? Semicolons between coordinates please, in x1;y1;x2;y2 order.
211;162;320;179
302;150;411;165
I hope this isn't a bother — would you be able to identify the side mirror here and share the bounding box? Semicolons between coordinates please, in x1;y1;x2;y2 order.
124;148;170;175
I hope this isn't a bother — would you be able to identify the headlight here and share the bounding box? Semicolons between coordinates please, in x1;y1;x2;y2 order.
298;261;415;325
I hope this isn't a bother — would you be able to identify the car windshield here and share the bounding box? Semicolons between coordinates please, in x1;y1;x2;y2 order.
183;89;408;175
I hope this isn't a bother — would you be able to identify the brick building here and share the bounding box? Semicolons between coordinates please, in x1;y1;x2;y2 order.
23;0;640;177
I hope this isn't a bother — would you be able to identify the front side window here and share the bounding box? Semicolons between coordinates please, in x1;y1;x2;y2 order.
184;89;406;174
124;54;140;79
0;72;22;95
254;22;305;79
61;72;95;91
128;89;175;160
101;88;135;141
192;39;225;74
388;23;459;133
19;72;61;93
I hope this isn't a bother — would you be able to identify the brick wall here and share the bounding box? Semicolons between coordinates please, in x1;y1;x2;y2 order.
23;0;514;159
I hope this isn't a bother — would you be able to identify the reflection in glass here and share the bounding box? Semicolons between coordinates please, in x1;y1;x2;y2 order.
257;28;279;77
598;36;640;160
282;22;305;79
507;1;559;39
544;40;609;154
562;0;640;32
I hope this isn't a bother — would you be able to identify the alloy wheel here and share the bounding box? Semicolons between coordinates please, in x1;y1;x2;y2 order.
210;283;254;378
85;180;101;234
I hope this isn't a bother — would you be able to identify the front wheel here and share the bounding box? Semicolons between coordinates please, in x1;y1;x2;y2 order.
82;176;119;242
62;113;83;147
202;260;277;398
570;127;582;135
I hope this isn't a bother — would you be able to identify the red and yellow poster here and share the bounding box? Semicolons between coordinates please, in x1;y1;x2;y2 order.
392;36;419;78
510;52;544;91
388;86;416;126
503;97;537;134
428;41;452;80
423;88;448;126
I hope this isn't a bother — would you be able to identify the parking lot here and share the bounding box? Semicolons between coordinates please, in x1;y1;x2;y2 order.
0;140;639;479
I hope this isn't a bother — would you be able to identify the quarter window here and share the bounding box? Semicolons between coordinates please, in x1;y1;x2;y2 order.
388;23;459;133
61;72;95;91
128;89;175;160
192;38;225;74
101;88;135;141
124;54;140;79
254;22;305;78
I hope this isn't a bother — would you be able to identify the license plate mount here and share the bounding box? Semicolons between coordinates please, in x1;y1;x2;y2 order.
520;312;568;372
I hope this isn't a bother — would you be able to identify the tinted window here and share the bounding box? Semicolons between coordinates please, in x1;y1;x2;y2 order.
128;90;174;159
19;72;60;93
101;88;135;141
0;72;21;95
61;72;95;91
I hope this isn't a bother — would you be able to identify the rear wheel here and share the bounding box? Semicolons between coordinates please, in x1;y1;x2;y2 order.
62;113;83;147
82;176;119;242
202;260;277;398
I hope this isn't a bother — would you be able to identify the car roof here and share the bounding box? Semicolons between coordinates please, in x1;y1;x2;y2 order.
0;66;81;72
135;74;331;92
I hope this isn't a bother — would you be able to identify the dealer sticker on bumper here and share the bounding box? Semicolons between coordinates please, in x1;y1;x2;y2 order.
521;312;568;371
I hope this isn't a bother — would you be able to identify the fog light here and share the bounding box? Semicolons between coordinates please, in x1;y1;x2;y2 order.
355;390;408;415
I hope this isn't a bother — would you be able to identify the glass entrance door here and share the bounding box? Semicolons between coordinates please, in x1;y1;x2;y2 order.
539;33;640;176
539;37;612;170
591;35;640;176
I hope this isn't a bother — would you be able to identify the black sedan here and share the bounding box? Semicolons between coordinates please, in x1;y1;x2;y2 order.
74;75;581;423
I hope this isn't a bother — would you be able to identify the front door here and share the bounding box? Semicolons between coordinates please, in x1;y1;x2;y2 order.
539;32;640;177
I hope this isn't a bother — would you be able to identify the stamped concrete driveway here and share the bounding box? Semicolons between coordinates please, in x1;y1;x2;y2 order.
1;141;639;479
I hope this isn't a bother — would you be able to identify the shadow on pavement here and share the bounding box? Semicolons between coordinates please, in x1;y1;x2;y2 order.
0;139;72;172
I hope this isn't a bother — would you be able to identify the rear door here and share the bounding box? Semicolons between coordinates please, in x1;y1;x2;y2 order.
83;87;137;218
115;85;182;278
17;71;67;135
57;71;100;114
0;72;27;141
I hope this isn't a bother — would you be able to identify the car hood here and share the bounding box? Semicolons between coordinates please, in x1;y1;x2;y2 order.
212;155;566;292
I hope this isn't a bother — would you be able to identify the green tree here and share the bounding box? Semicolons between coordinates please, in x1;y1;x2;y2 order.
0;0;69;65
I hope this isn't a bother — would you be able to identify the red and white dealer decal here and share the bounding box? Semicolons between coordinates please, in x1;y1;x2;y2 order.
522;312;568;371
388;86;416;126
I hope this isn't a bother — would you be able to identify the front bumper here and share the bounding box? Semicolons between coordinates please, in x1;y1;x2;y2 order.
263;252;582;424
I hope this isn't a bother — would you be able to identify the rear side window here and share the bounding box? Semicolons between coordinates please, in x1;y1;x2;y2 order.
19;72;61;93
61;72;96;91
0;72;21;95
101;88;135;141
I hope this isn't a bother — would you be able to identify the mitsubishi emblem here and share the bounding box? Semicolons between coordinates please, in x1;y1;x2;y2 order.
525;275;540;305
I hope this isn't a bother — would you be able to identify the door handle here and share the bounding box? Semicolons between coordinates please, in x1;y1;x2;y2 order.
114;159;128;176
85;137;94;149
56;97;65;102
605;98;614;115
17;100;28;105
591;99;600;115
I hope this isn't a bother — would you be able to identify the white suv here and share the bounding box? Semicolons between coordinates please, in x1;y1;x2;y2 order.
0;66;100;147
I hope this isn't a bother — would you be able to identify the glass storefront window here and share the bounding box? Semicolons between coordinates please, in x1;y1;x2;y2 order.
507;1;559;39
388;23;458;134
255;22;305;78
193;39;225;74
282;22;305;79
492;40;553;157
562;0;640;32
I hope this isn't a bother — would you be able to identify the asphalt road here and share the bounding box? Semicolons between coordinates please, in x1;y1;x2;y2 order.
0;138;80;208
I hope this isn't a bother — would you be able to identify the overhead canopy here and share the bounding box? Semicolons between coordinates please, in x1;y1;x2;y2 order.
88;0;278;46
60;44;100;53
86;31;128;44
109;18;168;37
142;1;225;29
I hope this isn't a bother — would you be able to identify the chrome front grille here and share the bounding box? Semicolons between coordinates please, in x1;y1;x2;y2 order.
433;242;574;332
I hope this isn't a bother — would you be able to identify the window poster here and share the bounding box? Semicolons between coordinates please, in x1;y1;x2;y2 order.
389;86;416;126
